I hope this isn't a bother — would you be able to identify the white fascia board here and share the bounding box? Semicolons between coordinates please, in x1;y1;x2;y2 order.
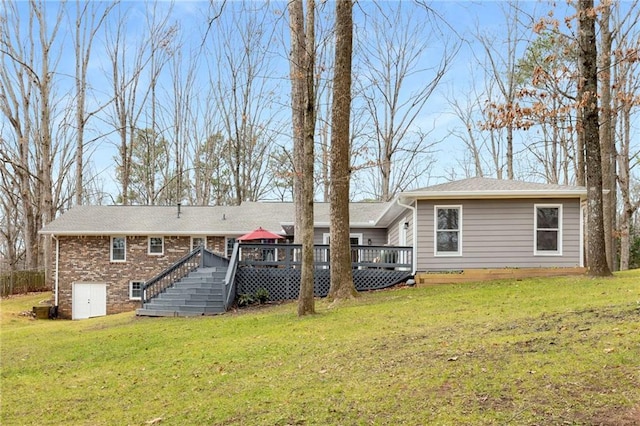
400;190;586;200
372;197;412;227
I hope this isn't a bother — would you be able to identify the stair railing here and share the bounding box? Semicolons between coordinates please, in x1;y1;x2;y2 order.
142;246;204;305
223;242;240;310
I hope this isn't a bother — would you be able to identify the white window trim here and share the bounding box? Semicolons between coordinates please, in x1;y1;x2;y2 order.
322;233;363;266
322;233;363;245
225;237;237;258
148;236;164;256
110;236;126;262
434;205;462;257
129;280;144;300
534;204;563;256
191;236;207;251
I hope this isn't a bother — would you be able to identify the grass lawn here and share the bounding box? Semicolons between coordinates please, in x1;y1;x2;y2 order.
1;271;639;425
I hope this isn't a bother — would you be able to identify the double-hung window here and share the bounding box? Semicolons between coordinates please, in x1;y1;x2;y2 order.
535;204;562;255
129;280;144;300
111;236;126;262
191;237;206;251
148;236;164;255
435;206;462;256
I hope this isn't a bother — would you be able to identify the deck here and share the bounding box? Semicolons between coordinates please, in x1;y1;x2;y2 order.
235;243;413;300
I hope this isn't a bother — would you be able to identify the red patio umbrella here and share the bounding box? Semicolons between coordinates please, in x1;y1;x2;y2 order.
237;227;285;241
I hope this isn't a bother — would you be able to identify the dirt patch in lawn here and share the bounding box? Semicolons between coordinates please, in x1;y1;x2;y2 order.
590;403;640;426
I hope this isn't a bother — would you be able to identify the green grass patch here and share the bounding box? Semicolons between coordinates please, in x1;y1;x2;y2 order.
2;271;640;425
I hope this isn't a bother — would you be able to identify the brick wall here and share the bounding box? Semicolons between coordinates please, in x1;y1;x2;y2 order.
51;235;226;319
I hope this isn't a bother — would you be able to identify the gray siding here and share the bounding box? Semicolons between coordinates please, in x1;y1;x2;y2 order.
313;227;388;246
388;212;413;246
416;198;582;270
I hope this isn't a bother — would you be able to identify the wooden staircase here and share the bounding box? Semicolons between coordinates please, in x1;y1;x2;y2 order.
136;267;227;317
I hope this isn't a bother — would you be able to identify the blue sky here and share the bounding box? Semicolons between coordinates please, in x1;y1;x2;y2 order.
2;0;636;202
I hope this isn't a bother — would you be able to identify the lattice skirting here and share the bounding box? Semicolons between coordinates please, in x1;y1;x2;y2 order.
236;267;411;301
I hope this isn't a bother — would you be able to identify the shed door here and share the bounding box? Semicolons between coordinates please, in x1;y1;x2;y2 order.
72;283;107;320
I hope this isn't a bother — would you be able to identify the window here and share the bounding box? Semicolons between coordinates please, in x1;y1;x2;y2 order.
322;233;363;265
191;237;206;251
322;233;363;245
435;206;461;256
111;236;126;262
535;205;562;255
226;237;236;258
129;280;144;300
148;237;164;255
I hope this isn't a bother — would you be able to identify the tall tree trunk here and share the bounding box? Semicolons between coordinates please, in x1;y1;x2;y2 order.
328;0;356;301
506;125;514;180
289;0;316;316
290;0;305;241
299;0;317;316
578;0;611;277
598;4;615;271
616;63;639;270
33;1;62;274
74;3;86;206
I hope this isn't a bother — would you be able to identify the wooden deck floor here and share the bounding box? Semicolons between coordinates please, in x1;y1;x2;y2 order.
415;267;587;285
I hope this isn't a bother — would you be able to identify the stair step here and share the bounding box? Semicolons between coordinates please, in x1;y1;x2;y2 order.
175;283;225;289
136;308;177;317
175;305;225;314
145;299;223;308
193;267;219;274
140;264;230;317
163;288;223;296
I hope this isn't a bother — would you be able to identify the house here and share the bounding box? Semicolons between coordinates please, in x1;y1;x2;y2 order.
391;177;587;272
39;177;587;319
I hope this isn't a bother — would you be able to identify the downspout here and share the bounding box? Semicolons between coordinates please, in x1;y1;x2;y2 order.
52;235;59;307
396;198;417;275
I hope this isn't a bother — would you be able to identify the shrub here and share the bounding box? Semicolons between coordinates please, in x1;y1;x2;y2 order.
255;288;269;304
236;293;255;307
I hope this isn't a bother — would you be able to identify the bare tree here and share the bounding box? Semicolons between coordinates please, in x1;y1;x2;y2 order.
191;132;227;205
104;5;151;205
446;82;487;178
209;0;283;205
290;0;306;237
476;1;531;180
357;3;455;200
578;0;611;277
0;0;67;274
289;0;317;316
0;152;22;272
143;1;176;205
0;1;37;269
162;30;197;205
127;128;168;205
328;0;356;301
611;2;640;270
71;1;116;205
598;2;616;270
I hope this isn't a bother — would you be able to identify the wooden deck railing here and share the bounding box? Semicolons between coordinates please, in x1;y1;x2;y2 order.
238;243;412;271
223;242;240;310
142;247;228;305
